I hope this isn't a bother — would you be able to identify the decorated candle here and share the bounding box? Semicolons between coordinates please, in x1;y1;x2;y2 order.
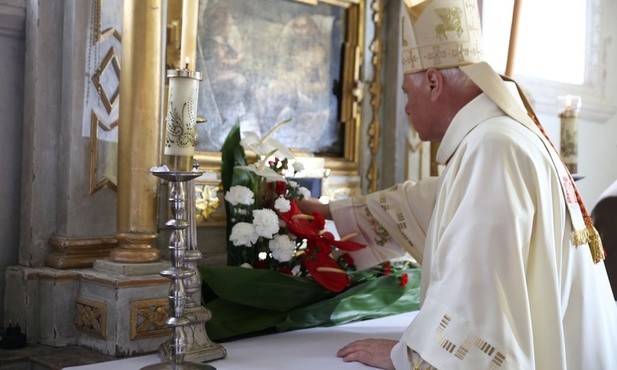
164;66;202;157
558;95;582;174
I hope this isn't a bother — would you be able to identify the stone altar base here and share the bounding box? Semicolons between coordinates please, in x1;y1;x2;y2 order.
4;259;174;357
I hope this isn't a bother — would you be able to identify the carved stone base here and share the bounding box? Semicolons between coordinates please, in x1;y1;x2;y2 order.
159;304;226;363
4;265;172;357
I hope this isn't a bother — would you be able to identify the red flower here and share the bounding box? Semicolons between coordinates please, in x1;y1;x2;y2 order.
303;239;351;293
275;181;287;196
399;273;409;287
320;231;364;252
337;253;356;270
383;262;392;276
279;200;365;292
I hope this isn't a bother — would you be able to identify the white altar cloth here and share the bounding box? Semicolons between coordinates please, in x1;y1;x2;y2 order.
64;311;418;370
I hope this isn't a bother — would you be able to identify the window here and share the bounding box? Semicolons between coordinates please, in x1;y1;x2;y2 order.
481;0;614;121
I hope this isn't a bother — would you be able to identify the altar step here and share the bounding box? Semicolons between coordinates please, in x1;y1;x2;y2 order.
0;344;112;370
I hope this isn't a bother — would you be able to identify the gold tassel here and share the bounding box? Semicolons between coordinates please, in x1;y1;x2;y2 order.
572;222;605;264
586;224;605;263
571;227;588;246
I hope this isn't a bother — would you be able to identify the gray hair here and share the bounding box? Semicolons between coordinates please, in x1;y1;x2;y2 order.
438;67;477;90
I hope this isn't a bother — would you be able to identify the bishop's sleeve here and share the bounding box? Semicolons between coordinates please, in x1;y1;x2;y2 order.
329;177;439;270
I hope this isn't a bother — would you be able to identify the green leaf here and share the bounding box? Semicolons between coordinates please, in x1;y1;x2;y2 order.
205;298;286;341
276;268;421;331
200;266;336;312
220;122;247;194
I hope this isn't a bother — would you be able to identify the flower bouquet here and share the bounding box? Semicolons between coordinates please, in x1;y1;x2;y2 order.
200;120;420;341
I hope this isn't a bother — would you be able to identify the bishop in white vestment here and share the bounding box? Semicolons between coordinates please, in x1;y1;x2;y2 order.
325;0;617;368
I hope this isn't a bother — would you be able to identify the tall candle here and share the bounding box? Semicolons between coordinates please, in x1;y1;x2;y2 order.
180;0;198;70
164;67;202;156
558;95;582;174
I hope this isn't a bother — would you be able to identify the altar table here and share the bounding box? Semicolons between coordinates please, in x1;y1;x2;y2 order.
64;311;418;370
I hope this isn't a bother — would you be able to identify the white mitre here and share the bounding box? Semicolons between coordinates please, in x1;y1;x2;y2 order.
401;0;483;74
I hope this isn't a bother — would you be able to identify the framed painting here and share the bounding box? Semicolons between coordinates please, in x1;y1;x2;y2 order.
185;0;364;173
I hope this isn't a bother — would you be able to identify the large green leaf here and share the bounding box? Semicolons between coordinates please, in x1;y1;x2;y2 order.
200;266;336;312
220;122;247;194
277;268;421;331
205;298;286;342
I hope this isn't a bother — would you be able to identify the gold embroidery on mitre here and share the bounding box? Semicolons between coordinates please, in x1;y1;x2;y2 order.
434;7;464;41
402;50;420;72
453;44;470;62
427;46;447;65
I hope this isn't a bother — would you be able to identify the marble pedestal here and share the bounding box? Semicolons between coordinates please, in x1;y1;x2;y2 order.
4;259;175;357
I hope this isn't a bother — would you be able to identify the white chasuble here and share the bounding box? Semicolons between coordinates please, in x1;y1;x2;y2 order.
331;91;617;369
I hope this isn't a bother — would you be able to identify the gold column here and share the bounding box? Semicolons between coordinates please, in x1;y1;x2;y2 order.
111;0;163;262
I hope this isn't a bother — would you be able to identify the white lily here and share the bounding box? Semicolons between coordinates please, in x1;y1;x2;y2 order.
240;119;295;160
236;119;296;181
235;164;286;181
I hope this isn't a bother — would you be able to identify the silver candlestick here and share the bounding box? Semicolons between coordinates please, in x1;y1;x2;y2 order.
159;165;226;363
143;170;218;370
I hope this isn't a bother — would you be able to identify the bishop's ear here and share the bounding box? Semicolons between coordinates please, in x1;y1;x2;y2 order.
425;68;444;101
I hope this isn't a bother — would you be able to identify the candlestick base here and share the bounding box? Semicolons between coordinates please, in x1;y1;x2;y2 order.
159;304;227;363
141;362;217;370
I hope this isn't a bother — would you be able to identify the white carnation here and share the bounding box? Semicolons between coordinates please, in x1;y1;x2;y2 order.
292;161;304;172
269;234;297;262
252;209;279;238
298;186;311;199
229;222;258;246
225;185;254;206
274;196;291;213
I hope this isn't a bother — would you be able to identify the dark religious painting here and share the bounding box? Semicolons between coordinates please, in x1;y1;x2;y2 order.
195;0;346;156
